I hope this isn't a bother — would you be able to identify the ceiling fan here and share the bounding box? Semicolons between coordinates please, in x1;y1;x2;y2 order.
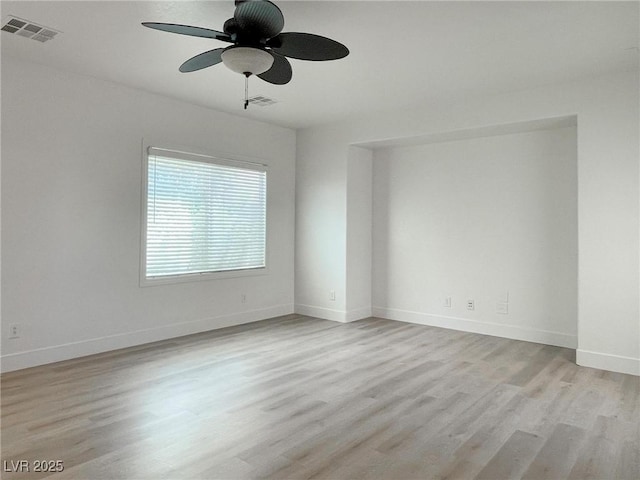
143;0;349;109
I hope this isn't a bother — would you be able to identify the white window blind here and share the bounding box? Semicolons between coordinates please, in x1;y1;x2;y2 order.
144;147;267;280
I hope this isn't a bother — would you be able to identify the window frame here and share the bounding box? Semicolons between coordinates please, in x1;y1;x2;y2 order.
139;143;269;287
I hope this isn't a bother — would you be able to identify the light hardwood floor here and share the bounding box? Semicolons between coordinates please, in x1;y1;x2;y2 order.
1;315;639;479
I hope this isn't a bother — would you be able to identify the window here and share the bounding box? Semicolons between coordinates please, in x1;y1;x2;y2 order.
142;147;267;283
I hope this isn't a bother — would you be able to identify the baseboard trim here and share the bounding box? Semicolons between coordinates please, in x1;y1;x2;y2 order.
1;304;294;373
294;304;372;323
372;306;577;349
345;306;373;323
294;304;348;322
5;304;635;376
577;349;640;376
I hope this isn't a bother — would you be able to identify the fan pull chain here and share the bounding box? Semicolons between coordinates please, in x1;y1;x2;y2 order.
244;73;250;110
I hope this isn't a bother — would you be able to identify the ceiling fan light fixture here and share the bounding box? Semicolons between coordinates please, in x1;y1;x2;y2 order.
221;46;274;75
143;0;350;108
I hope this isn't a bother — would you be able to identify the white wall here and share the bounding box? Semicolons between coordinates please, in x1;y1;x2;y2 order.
295;70;639;375
372;127;578;348
1;56;296;372
294;126;348;321
346;146;373;321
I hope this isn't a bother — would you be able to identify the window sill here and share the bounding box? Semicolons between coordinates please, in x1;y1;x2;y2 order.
139;266;269;287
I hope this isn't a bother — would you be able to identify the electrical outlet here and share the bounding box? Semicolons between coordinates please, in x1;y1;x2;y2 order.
329;290;336;301
496;302;508;314
241;293;247;304
466;299;475;311
9;324;20;339
443;296;452;308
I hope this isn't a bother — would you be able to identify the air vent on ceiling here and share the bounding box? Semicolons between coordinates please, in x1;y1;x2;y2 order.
1;16;60;42
247;95;278;107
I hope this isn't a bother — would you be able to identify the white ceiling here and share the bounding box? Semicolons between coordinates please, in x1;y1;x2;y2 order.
2;1;638;129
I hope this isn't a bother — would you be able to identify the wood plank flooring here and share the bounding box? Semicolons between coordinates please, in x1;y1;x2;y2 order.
1;315;639;479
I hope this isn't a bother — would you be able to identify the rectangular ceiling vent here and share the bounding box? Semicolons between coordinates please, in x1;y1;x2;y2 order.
247;95;278;107
1;16;60;42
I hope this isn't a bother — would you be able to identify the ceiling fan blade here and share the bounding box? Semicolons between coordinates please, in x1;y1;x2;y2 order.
268;32;349;61
179;48;225;72
234;0;284;39
142;22;232;42
258;52;292;85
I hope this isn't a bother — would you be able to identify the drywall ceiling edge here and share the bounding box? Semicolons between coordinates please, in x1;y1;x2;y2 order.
354;115;578;150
